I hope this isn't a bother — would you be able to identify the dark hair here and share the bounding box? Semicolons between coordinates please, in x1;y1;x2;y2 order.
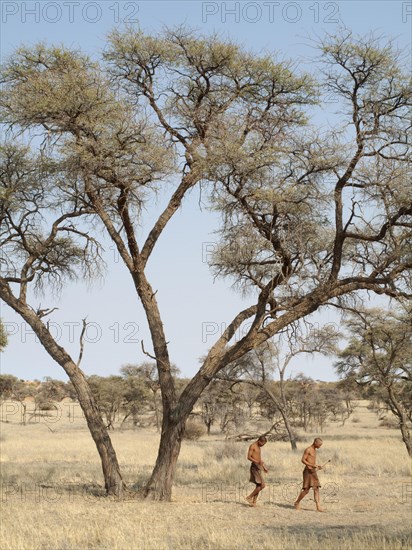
258;435;267;444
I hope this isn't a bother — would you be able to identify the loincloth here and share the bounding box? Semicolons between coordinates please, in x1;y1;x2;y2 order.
249;463;264;485
302;467;321;489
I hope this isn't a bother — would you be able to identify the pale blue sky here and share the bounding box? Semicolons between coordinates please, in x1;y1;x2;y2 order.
1;1;411;382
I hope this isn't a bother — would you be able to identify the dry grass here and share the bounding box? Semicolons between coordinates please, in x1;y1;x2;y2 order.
0;400;411;549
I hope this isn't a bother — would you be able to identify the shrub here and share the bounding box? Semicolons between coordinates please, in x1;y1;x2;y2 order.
37;400;57;411
183;419;206;440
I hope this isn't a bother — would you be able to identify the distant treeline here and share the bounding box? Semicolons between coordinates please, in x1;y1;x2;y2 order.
0;369;399;438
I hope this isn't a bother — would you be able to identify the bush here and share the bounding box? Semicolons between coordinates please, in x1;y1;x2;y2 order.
183;419;206;440
37;400;57;411
379;417;399;429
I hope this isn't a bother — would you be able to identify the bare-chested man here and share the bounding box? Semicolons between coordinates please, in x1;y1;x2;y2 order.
246;435;268;507
294;437;325;512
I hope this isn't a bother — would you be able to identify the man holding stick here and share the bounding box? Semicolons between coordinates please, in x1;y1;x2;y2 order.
246;435;268;507
294;437;326;512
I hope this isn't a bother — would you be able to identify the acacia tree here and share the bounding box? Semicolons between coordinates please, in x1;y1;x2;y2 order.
0;373;36;425
1;29;411;500
119;367;152;429
88;375;126;430
120;362;180;432
335;307;412;456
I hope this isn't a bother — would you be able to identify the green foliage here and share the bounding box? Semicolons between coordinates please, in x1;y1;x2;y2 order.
35;377;71;404
0;144;102;292
87;375;126;428
0;320;8;351
335;308;412;386
0;374;18;397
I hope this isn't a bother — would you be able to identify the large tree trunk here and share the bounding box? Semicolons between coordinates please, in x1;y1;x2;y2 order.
153;390;161;432
69;368;126;495
0;285;126;496
129;269;183;499
142;415;186;500
399;421;412;457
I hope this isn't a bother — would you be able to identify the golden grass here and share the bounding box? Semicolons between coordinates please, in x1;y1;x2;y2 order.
0;400;411;549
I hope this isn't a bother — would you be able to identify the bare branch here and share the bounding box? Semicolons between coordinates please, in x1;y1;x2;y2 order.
77;318;87;368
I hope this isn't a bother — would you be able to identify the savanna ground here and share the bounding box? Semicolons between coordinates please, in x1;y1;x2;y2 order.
0;400;411;550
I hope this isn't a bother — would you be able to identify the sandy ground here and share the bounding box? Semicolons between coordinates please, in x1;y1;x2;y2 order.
0;400;411;549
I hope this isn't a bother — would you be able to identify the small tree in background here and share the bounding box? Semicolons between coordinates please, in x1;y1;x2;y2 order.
120;363;180;432
88;375;126;430
0;374;36;425
120;374;151;429
335;307;412;456
219;324;339;449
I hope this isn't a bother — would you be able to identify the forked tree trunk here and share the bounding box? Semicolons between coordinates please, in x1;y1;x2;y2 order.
142;415;186;500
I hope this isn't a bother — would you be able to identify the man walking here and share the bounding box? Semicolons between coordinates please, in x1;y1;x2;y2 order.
294;437;325;512
246;435;268;507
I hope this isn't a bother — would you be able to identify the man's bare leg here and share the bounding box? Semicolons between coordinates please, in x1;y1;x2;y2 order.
314;488;325;512
246;484;263;506
246;487;258;506
294;488;309;510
